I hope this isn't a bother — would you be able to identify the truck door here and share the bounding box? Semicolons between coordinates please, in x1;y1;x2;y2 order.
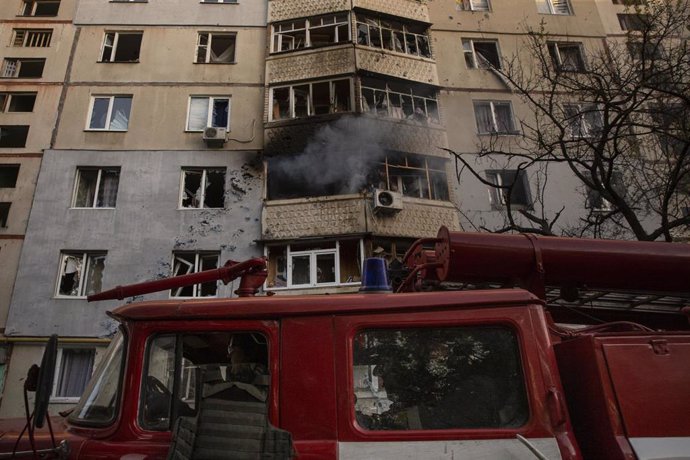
334;306;567;460
81;320;280;459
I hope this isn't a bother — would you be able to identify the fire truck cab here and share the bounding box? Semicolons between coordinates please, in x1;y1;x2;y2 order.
1;228;689;460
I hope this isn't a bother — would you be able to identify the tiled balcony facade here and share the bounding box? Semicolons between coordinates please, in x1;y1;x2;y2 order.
269;0;428;23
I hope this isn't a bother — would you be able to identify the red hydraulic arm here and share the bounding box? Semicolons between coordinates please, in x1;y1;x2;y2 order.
87;257;268;302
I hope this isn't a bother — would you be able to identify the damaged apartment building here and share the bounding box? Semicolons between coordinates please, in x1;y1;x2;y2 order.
0;0;656;416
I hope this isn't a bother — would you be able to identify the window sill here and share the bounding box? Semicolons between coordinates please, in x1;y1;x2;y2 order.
169;295;219;299
271;41;353;56
200;1;239;4
110;1;148;3
84;129;129;132
265;282;361;291
50;397;81;403
70;206;116;210
538;12;573;16
54;295;88;300
97;61;140;64
193;61;237;65
177;207;226;210
477;131;521;136
184;129;230;133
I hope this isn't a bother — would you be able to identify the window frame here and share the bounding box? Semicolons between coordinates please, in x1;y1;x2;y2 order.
19;0;60;17
462;38;501;69
71;167;121;209
0;125;30;148
55;251;107;299
269;77;353;121
185;96;231;132
547;42;586;72
473;100;517;134
0;165;20;188
272;13;351;53
457;0;492;11
537;0;572;15
359;79;439;124
0;92;37;113
50;346;96;403
98;31;143;63
486;169;532;209
1;58;46;78
12;29;53;47
169;251;221;298
86;95;133;132
354;13;431;59
563;103;603;138
195;32;237;64
0;202;10;228
178;167;226;209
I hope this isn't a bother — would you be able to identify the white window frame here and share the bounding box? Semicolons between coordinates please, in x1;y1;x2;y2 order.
178;167;226;209
548;42;586;72
99;31;142;63
185;96;231;131
474;100;517;134
55;251;107;298
170;251;220;298
86;95;132;131
355;13;431;58
462;38;501;69
563;103;603;138
195;32;237;64
272;13;350;53
457;0;491;11
537;0;572;15
486;170;532;208
265;240;364;290
71;167;120;209
359;80;440;123
12;29;52;47
269;78;353;121
50;347;96;403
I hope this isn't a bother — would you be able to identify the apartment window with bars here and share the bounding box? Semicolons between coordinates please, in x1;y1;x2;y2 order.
170;252;220;297
272;13;349;52
360;78;439;124
536;0;572;15
355;13;431;58
456;0;491;11
12;29;52;47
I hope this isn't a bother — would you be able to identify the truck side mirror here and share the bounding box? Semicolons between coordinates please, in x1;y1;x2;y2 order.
33;334;58;429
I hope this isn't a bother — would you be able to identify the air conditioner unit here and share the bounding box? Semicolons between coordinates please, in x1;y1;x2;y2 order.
373;189;403;214
202;126;227;148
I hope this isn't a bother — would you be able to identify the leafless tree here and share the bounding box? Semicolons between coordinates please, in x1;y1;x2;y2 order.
449;0;690;241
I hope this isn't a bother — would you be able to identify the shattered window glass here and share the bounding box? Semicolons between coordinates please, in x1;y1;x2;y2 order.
353;326;529;430
196;33;236;63
181;168;225;209
171;251;220;297
57;252;106;297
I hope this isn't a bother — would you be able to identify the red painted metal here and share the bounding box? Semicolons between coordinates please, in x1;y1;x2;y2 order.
430;226;690;296
87;258;267;301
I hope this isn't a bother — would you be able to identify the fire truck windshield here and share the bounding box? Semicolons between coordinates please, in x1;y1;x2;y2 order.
68;330;126;426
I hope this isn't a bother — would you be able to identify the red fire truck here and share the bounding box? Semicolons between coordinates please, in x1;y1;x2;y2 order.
1;227;689;459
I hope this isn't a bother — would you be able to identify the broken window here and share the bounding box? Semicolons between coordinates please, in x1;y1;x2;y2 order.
462;39;501;69
474;100;516;134
196;33;236;63
52;348;95;402
265;239;362;289
353;326;529;430
170;251;220;297
1;58;45;78
486;169;531;208
376;153;449;200
272;14;349;53
20;0;60;16
0;93;36;112
457;0;491;11
536;0;572;15
12;29;52;47
187;96;230;131
180;167;225;209
563;104;603;138
0;203;10;227
360;78;439;124
99;32;143;63
88;96;132;131
355;13;431;58
269;78;352;121
56;251;107;297
0;126;30;148
547;42;586;72
72;167;120;208
0;165;20;187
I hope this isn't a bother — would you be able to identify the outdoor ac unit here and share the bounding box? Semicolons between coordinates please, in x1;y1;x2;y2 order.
373;189;403;214
202;127;227;148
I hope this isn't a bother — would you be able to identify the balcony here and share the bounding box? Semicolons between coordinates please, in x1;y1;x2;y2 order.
356;46;438;85
266;46;355;84
262;194;460;240
269;0;350;22
353;0;429;23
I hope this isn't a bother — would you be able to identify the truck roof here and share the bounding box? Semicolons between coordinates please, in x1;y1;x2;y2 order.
109;289;541;322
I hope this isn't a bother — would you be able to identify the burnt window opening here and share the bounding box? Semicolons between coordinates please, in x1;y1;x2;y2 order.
0;93;37;112
266;239;362;289
170;251;220;297
1;59;45;78
355;13;431;58
21;0;60;16
0;126;29;148
270;78;352;121
180;168;225;209
272;13;349;53
0;202;10;227
375;153;449;201
196;33;236;63
360;78;439;124
100;32;143;63
0;165;20;187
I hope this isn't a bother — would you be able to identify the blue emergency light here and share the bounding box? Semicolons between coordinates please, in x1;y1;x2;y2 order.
359;257;392;293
